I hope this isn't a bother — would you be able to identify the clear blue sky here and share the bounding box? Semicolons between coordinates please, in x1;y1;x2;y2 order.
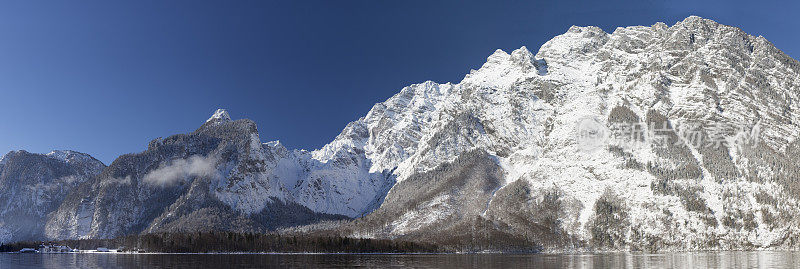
1;0;797;164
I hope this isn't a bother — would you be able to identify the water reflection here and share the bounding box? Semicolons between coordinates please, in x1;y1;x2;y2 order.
1;251;798;268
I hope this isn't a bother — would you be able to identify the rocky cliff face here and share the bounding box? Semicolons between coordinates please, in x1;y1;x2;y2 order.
0;150;104;243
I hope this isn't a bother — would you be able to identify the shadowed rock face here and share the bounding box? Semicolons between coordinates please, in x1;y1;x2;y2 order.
352;150;503;237
0;150;105;243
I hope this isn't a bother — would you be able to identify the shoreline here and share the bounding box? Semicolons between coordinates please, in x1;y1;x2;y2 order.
3;250;800;255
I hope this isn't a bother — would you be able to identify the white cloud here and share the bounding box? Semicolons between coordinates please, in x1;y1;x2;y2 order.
143;155;218;186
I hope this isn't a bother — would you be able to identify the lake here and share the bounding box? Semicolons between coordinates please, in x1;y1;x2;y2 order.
1;251;799;268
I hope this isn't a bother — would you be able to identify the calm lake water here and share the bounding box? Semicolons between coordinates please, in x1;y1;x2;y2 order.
1;251;798;268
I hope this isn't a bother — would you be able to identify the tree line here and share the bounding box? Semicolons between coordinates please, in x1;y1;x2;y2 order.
0;232;439;253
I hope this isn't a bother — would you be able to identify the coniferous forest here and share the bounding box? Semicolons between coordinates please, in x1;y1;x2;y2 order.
0;232;439;253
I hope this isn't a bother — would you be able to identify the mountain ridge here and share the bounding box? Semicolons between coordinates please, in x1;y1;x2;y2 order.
3;16;800;251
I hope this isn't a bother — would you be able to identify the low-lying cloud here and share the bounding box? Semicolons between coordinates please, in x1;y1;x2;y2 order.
143;155;218;186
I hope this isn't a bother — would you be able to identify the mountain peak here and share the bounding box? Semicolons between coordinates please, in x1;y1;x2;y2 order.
206;109;232;124
680;15;708;24
567;25;607;35
486;49;510;63
45;150;97;164
510;46;535;69
46;150;79;160
673;15;722;31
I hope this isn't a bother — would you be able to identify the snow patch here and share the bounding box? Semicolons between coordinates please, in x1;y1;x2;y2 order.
206;109;231;123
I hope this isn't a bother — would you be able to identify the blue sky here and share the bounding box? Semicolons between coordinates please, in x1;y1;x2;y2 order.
1;0;798;164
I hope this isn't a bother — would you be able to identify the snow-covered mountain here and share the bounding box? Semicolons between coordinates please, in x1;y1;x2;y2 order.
0;150;105;243
305;16;800;251
44;109;395;239
45;110;382;238
6;16;800;251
